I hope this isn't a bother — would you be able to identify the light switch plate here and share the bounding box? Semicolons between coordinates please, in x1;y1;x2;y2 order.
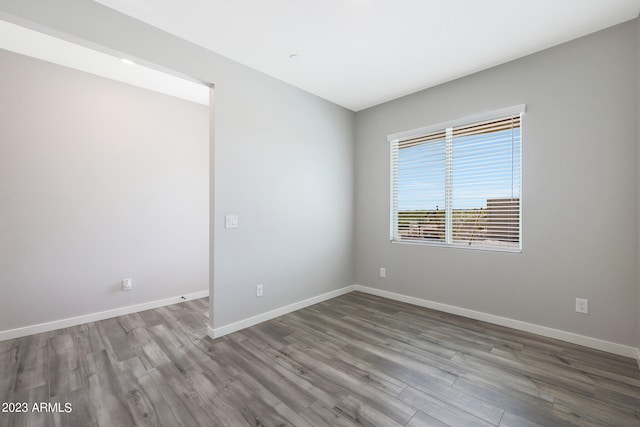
225;214;238;229
575;298;588;314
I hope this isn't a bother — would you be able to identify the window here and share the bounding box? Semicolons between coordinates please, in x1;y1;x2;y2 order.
389;106;524;252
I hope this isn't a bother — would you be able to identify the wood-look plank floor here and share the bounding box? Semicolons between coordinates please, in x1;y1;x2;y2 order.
1;292;639;426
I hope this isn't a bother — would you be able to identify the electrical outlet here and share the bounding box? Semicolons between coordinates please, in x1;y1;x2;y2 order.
575;298;588;314
379;267;386;278
122;278;132;291
256;284;263;297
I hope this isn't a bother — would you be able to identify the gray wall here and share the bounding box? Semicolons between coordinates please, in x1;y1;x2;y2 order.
1;0;636;350
213;75;354;323
0;48;209;330
355;21;639;346
637;17;640;353
0;0;355;330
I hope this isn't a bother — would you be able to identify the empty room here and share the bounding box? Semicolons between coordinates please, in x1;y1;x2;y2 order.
1;0;639;426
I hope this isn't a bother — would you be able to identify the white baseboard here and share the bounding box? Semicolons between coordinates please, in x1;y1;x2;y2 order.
353;285;637;359
3;281;636;365
0;290;209;342
208;285;355;339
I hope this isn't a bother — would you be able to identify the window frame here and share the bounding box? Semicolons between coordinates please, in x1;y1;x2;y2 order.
388;105;525;253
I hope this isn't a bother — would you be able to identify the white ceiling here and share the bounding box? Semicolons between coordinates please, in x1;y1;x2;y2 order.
93;0;640;111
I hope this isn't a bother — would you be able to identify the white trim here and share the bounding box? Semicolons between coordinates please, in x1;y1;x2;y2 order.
353;285;638;359
0;290;209;341
208;285;355;339
387;104;526;143
389;138;396;241
3;283;636;366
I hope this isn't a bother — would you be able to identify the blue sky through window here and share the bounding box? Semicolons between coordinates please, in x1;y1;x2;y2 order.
397;128;520;211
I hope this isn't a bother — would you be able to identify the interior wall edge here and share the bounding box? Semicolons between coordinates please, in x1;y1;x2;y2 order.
353;285;638;359
0;289;209;342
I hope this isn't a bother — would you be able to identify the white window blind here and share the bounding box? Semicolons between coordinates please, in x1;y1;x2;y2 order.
390;108;523;252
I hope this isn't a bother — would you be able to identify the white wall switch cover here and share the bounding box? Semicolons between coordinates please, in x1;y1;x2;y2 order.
225;214;238;229
575;298;588;314
122;278;132;290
